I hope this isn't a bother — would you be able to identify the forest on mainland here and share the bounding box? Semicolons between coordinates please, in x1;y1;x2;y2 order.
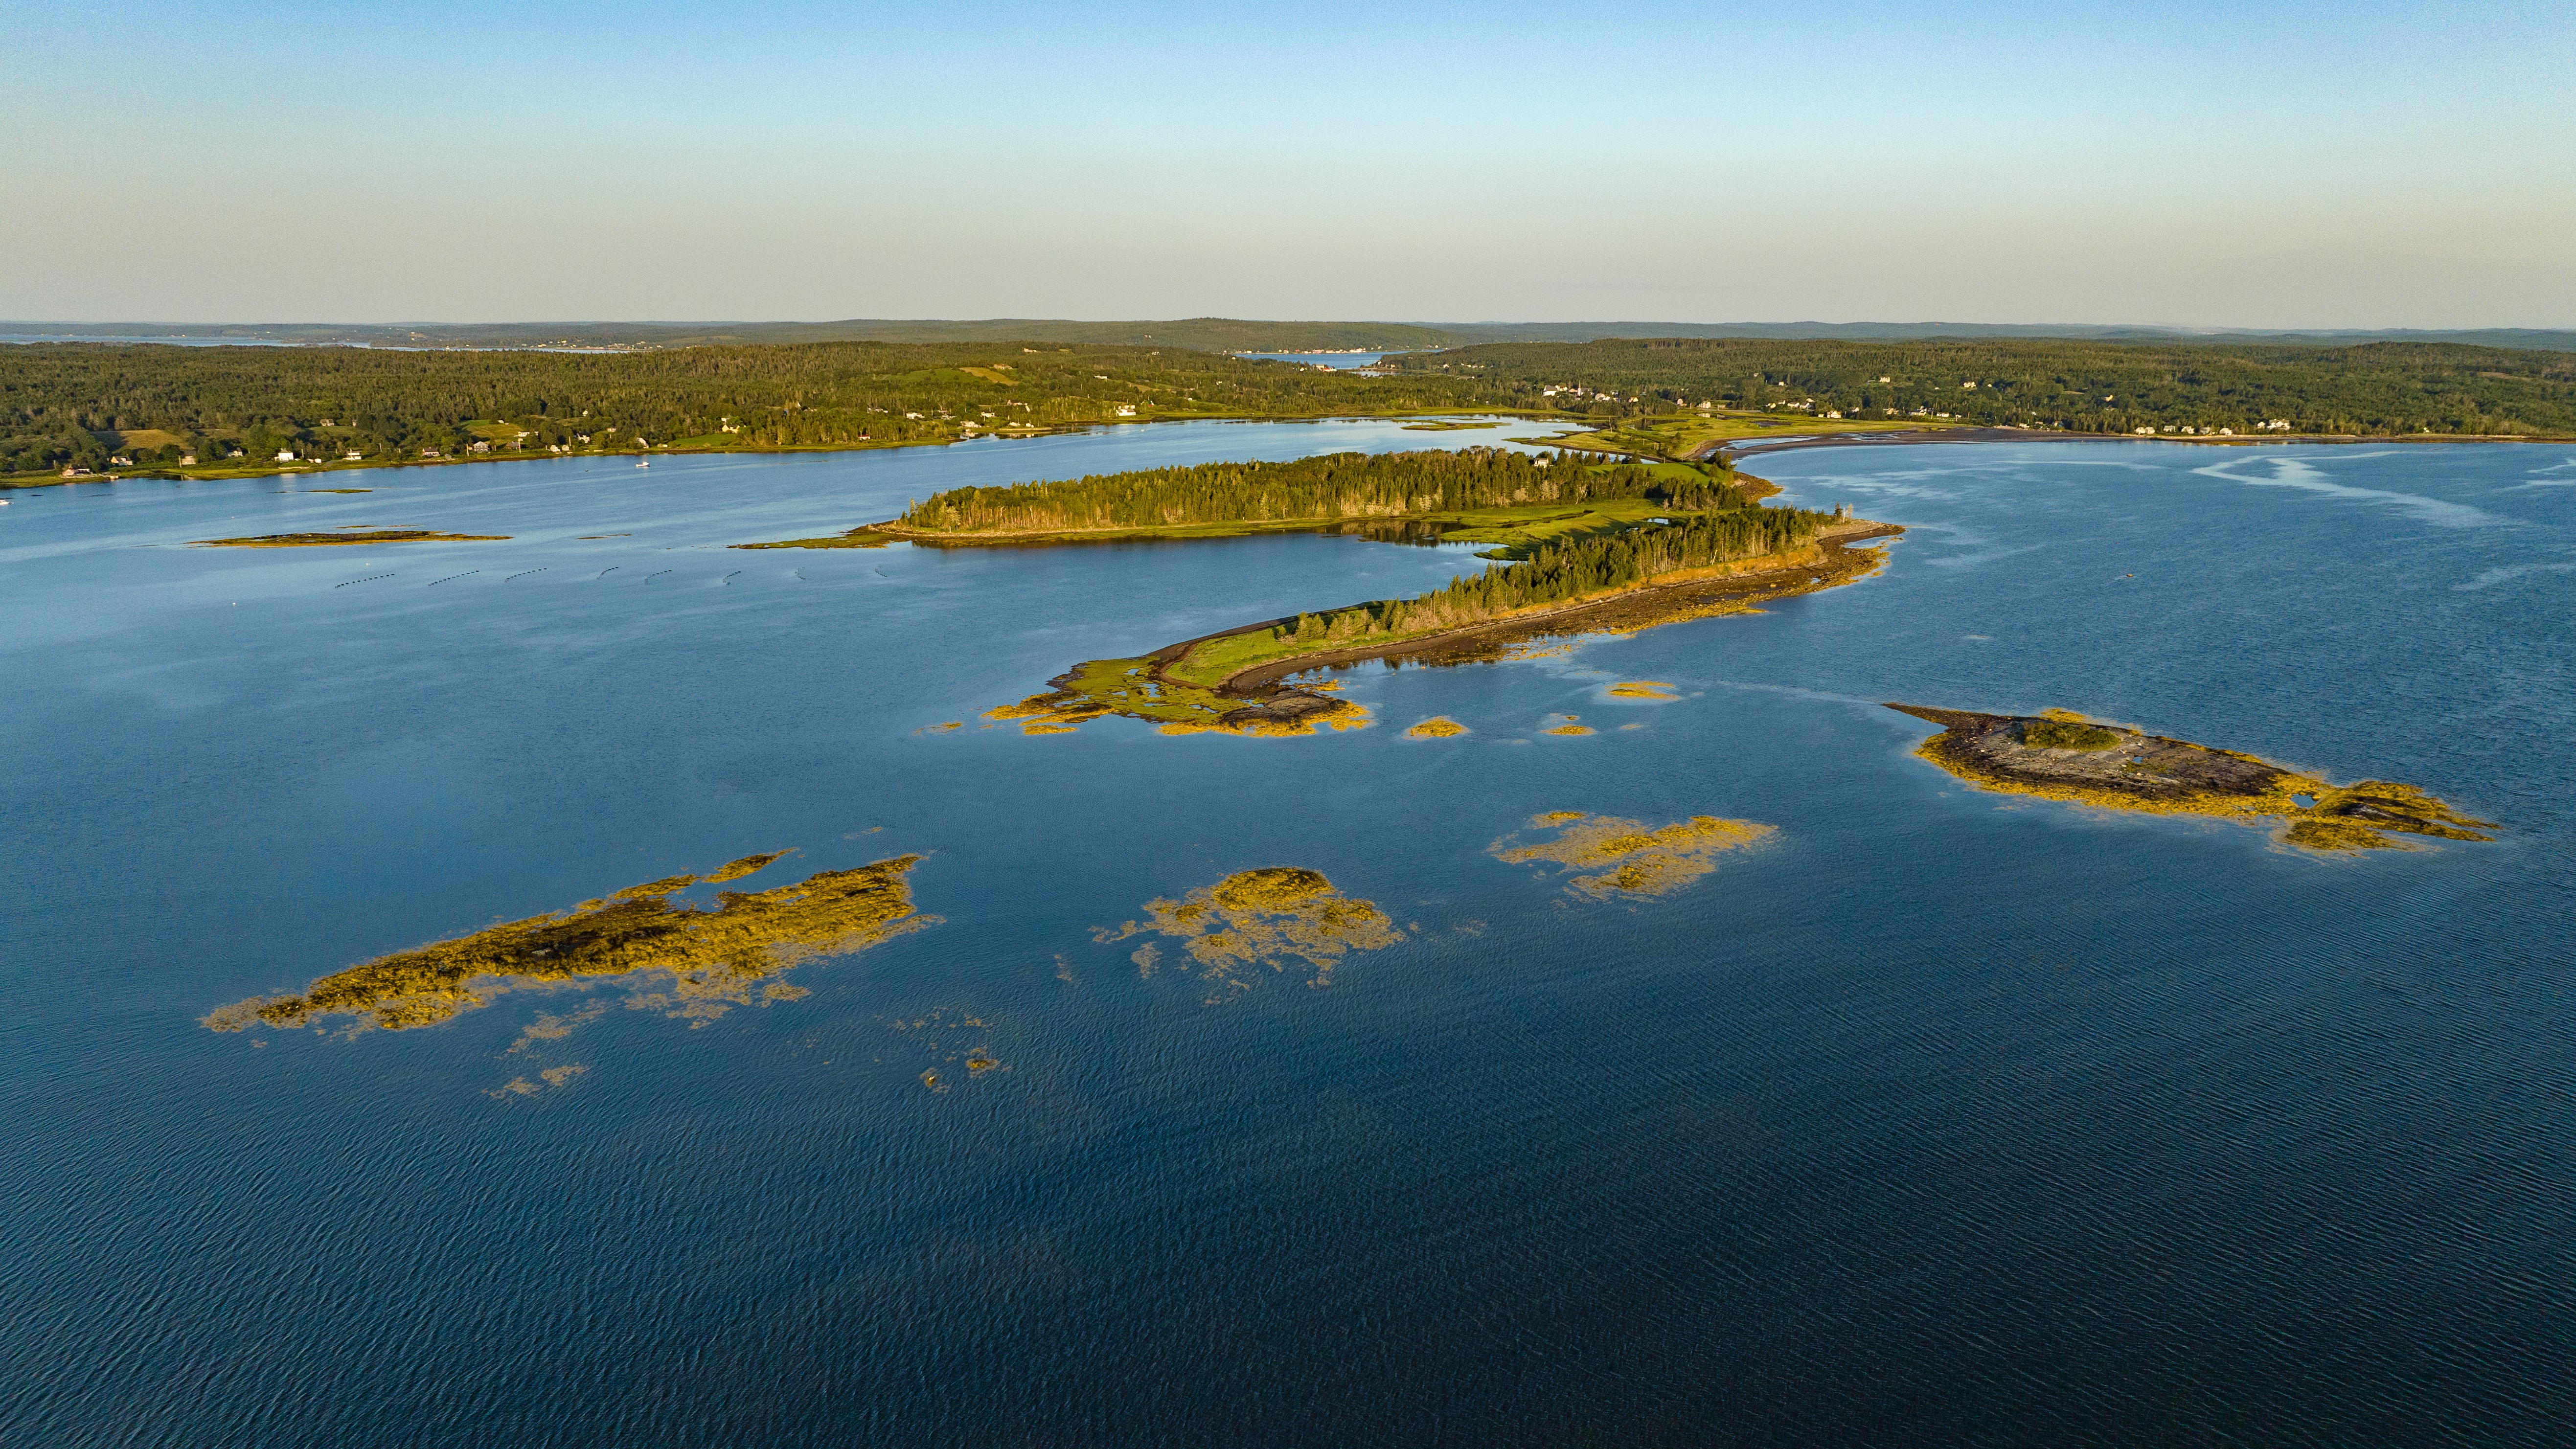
0;342;1504;479
7;332;2573;481
1375;338;2576;437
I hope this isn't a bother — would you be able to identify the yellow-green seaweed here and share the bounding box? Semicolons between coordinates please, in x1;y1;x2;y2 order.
1490;812;1777;896
1405;716;1469;738
1098;866;1402;996
204;851;930;1033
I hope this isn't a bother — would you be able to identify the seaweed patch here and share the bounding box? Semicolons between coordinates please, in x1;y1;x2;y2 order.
204;851;932;1035
1097;867;1402;1000
1490;812;1776;896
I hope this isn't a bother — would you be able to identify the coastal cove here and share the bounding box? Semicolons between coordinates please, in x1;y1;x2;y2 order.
4;424;2572;1443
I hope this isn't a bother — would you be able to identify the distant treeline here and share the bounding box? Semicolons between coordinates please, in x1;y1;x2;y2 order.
1265;504;1825;649
17;333;2572;481
1377;339;2576;436
897;449;1745;532
0;341;1506;477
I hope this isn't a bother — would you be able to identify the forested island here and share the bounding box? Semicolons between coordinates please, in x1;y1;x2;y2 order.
862;450;1892;736
745;448;1759;553
10;332;2573;486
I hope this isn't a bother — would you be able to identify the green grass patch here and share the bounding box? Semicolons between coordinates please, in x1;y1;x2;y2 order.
2023;716;2123;750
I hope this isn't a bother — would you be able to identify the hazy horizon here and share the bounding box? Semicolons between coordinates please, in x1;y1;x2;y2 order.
7;0;2571;329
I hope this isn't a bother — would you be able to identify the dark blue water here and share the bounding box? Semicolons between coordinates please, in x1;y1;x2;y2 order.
4;432;2572;1445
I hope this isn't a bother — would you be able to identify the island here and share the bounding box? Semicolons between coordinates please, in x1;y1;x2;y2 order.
1891;705;2494;851
190;528;510;547
746;448;1892;736
984;505;1892;734
202;851;930;1033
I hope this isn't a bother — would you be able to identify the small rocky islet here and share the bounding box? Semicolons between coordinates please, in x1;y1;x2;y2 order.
1891;704;2493;851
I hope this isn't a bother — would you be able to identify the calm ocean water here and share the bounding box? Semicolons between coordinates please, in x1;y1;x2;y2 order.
3;428;2570;1445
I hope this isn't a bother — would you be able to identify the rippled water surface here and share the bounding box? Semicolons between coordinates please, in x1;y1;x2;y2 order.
4;429;2572;1445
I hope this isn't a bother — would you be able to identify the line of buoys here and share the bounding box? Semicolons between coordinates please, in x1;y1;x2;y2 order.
335;573;395;588
644;569;673;582
722;570;741;584
597;566;619;579
505;567;550;581
428;570;480;587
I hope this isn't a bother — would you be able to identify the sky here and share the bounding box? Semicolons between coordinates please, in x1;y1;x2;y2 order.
4;0;2572;328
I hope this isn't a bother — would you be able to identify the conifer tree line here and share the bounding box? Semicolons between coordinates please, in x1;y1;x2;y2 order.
1377;338;2576;435
897;449;1747;532
0;342;1511;476
1265;504;1826;649
16;332;2567;479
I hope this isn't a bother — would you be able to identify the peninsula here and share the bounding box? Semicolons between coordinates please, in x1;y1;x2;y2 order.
736;446;1896;736
1892;705;2494;851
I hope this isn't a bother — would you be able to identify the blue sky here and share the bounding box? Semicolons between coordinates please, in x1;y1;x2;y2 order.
5;0;2570;325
